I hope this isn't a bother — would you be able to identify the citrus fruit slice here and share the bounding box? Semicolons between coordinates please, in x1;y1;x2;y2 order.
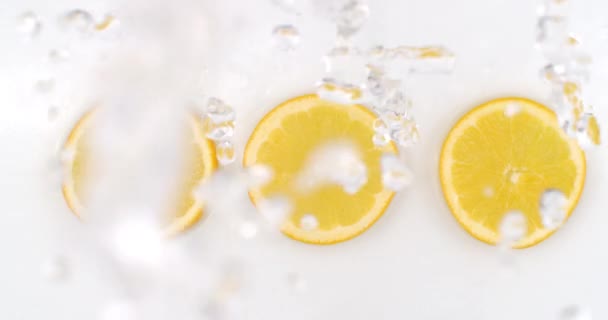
243;94;397;244
62;110;217;235
440;97;585;248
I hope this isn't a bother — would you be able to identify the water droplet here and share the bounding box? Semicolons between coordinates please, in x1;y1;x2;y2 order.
61;147;76;164
372;132;391;146
99;300;138;320
286;272;307;293
483;186;494;198
558;305;592;320
380;154;413;191
272;24;300;51
34;78;55;93
48;106;60;121
246;164;274;187
271;0;301;15
536;15;570;59
504;102;522;117
322;47;367;81
316;78;364;104
499;210;527;247
206;97;236;123
40;255;69;282
204;119;235;142
335;0;369;39
238;220;259;239
540;189;568;229
61;9;94;33
16;11;42;38
300;214;319;231
575;113;601;147
258;196;292;228
95;14;118;31
110;218;164;266
391;121;419;147
216;141;236;165
48;49;71;63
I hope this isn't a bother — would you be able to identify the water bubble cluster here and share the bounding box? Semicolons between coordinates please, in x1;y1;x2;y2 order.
296;141;368;195
558;305;593;320
316;8;453;149
202;97;237;165
272;24;300;51
498;210;527;248
380;154;413;191
40;255;70;283
16;11;42;38
536;0;601;148
540;189;568;230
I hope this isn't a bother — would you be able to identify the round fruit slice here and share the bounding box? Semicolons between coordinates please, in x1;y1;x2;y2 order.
440;97;585;248
62;110;217;235
244;94;397;244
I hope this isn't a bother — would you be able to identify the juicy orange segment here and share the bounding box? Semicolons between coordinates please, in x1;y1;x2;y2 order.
62;110;217;235
440;97;585;248
244;94;397;244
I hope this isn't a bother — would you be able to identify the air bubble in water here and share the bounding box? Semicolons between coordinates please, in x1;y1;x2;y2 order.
540;189;568;229
316;78;364;104
575;113;601;147
335;0;370;39
49;49;71;63
297;142;367;194
95;14;118;31
287;272;307;293
391;121;419;147
48;106;60;121
16;11;42;38
272;25;300;51
504;102;522;117
34;78;55;93
558;305;592;320
380;154;412;191
99;300;138;320
206;97;236;123
204;120;235;142
40;255;69;282
238;220;259;239
246;164;274;187
258;197;292;228
216;141;236;165
499;210;527;247
300;214;319;231
61;9;94;33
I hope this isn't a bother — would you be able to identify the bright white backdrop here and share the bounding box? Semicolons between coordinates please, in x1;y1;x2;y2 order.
1;0;608;319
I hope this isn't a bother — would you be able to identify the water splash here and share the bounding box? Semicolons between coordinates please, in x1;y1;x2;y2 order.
40;255;70;283
99;300;138;320
246;164;274;188
216;141;236;165
380;154;413;191
16;11;42;38
48;49;71;63
498;210;527;248
286;272;307;293
60;9;94;33
536;0;601;148
34;77;55;94
296;141;368;195
48;105;60;122
540;189;568;230
299;214;319;231
558;305;592;320
335;0;370;40
272;25;300;51
257;196;292;228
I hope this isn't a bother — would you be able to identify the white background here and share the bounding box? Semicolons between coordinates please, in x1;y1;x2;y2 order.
1;0;608;319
